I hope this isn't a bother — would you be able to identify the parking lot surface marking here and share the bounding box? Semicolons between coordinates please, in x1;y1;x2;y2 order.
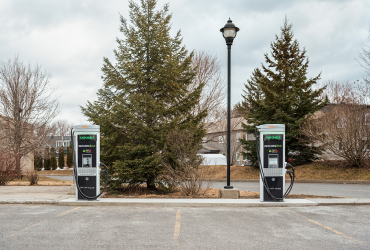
174;208;181;245
281;207;363;244
0;206;81;242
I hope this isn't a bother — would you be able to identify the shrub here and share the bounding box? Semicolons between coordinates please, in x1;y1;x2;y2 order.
161;128;210;197
0;152;17;185
26;171;39;185
50;147;57;170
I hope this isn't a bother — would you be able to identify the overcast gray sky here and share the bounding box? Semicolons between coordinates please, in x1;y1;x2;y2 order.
1;0;369;125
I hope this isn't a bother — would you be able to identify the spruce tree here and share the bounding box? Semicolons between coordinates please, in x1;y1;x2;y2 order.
58;146;65;169
238;18;326;165
50;147;57;170
81;0;206;190
66;144;73;168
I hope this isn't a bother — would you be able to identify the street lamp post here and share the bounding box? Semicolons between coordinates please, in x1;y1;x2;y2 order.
220;18;239;189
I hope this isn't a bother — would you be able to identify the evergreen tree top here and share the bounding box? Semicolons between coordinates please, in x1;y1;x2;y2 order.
241;17;325;126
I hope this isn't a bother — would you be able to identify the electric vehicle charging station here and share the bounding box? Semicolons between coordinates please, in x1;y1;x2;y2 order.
256;124;295;202
71;125;108;201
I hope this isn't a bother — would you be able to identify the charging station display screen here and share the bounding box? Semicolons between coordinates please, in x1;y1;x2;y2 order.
78;135;96;141
77;135;97;168
264;135;282;141
263;133;284;168
268;155;278;168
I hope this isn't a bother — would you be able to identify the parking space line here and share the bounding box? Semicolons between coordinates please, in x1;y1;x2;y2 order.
0;207;82;242
280;208;363;244
174;208;181;245
56;206;81;217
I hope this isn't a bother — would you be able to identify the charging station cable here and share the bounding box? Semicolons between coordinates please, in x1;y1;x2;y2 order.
255;128;295;202
71;129;109;200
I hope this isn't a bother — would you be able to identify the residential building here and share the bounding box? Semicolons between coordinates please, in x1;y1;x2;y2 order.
198;117;255;165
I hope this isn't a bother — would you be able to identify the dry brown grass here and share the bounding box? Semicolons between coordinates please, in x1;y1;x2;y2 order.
8;176;73;186
38;170;73;176
200;165;259;179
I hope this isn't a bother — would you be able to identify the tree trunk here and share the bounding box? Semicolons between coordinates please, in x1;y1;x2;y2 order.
146;176;156;190
15;154;21;179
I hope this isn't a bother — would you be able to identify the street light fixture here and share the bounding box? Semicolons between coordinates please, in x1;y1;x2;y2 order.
220;18;239;189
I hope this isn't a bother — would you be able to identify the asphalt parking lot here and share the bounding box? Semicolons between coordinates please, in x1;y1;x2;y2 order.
0;204;369;249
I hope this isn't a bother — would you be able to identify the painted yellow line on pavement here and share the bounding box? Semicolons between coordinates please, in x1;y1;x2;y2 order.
281;208;363;244
0;207;82;242
56;206;81;217
174;208;181;245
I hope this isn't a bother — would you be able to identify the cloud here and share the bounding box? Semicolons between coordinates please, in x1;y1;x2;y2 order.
0;0;369;124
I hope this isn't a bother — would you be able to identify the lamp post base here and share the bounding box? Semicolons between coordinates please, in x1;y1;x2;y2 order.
219;188;239;198
224;186;233;189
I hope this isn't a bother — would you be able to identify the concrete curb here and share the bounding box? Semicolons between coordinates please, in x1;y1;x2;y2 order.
0;200;58;205
205;179;370;185
1;198;370;207
310;198;370;206
57;198;318;207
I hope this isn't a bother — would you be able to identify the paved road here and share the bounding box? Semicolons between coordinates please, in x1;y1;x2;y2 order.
211;181;370;198
46;175;74;181
46;175;370;198
0;204;369;249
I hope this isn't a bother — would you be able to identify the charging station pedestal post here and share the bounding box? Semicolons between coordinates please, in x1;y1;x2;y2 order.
257;124;286;202
71;125;101;201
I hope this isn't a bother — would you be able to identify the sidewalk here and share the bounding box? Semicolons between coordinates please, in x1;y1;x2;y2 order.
1;186;370;207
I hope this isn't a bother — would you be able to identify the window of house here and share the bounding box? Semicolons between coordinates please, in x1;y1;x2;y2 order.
365;113;370;125
64;141;70;147
202;137;207;144
56;141;63;147
245;134;248;140
236;152;240;161
236;133;240;140
219;135;224;143
337;117;347;128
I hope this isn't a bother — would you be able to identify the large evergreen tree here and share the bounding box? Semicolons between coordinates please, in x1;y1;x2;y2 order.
238;18;326;166
81;0;206;190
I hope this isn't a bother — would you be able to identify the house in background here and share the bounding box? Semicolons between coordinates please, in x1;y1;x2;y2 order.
198;117;255;165
45;135;71;168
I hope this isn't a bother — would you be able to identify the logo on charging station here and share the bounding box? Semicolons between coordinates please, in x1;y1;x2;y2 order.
269;149;278;153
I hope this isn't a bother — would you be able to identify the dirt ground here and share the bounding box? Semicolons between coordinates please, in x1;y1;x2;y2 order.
101;187;335;199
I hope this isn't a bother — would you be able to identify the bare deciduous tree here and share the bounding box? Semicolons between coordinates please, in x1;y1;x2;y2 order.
208;108;244;165
0;56;59;177
161;128;210;196
189;51;226;123
302;81;370;168
55;119;72;136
